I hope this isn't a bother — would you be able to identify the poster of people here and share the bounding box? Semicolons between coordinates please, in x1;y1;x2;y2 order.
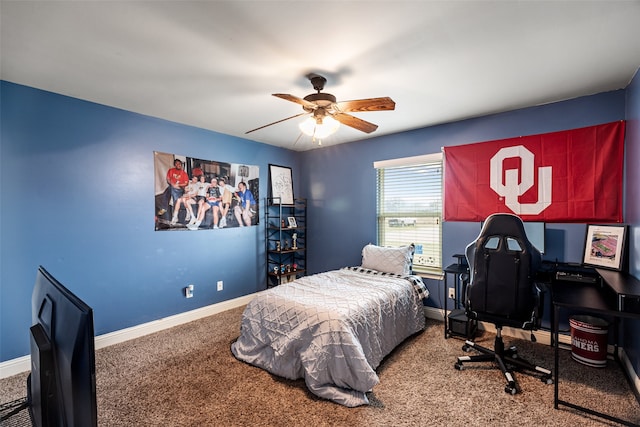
154;151;259;231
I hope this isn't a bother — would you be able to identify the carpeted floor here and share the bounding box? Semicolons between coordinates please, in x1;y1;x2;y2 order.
1;306;638;426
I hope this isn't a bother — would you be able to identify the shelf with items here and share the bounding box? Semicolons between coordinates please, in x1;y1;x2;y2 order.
267;267;307;279
265;198;307;288
443;254;477;340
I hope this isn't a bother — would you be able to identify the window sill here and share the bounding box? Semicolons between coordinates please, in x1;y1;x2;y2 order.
415;271;444;281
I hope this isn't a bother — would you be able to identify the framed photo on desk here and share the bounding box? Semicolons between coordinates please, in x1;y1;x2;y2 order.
582;224;627;271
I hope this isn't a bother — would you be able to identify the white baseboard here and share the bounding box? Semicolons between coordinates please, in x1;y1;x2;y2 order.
424;306;640;397
424;306;579;346
0;355;30;380
620;347;640;399
3;299;638;399
0;294;256;379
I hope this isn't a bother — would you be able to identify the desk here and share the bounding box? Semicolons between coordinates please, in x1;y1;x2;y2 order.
552;270;640;426
596;268;640;311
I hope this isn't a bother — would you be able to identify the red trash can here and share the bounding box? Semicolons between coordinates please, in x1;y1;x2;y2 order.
569;315;609;368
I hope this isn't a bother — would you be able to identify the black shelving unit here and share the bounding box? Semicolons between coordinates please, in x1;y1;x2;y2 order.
443;254;477;339
265;198;307;287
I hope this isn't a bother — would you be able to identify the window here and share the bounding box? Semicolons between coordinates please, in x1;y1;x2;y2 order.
375;153;443;276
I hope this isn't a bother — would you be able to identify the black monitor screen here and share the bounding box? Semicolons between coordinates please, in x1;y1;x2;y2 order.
522;221;545;254
29;266;97;427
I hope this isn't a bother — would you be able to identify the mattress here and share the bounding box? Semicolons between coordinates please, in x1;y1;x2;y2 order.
231;267;428;406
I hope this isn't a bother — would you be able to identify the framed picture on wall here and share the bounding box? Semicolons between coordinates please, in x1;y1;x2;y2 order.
153;151;259;231
269;164;294;205
582;224;627;271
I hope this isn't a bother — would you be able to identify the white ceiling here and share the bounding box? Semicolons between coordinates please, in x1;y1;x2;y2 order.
2;1;640;151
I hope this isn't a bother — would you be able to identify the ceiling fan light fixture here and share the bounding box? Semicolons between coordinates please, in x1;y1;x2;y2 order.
245;74;394;139
299;115;340;140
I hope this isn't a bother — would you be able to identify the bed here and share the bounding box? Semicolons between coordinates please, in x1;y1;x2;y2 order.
231;244;429;407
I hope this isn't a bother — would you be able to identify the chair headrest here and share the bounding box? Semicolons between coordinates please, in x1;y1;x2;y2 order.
480;213;528;240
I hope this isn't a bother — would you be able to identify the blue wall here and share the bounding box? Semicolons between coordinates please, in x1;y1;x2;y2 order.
298;86;638;374
299;90;626;277
0;81;298;361
624;68;640;373
1;77;638;379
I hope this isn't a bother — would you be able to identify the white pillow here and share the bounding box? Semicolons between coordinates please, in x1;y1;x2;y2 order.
361;244;414;276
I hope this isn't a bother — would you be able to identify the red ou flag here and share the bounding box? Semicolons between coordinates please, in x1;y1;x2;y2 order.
443;121;625;223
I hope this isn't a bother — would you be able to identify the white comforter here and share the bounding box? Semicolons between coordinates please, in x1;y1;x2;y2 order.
231;267;428;407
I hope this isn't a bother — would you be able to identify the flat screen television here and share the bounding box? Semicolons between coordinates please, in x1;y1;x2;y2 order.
28;266;97;427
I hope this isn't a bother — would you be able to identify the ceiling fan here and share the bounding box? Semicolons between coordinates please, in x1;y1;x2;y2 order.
245;74;395;139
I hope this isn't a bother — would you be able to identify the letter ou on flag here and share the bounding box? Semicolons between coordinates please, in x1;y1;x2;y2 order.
443;121;625;223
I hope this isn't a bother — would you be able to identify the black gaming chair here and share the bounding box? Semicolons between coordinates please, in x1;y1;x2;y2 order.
454;213;552;394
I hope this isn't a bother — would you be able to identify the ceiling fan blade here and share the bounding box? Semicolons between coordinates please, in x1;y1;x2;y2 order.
245;112;308;134
335;97;395;113
332;113;379;133
273;93;317;109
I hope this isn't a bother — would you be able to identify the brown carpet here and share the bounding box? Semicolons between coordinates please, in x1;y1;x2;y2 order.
1;306;638;426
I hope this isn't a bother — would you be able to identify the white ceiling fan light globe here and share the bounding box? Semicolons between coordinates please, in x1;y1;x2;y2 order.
299;116;340;139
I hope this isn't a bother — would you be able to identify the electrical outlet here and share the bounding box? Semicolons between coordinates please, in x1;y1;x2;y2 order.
185;284;194;298
448;287;455;299
217;280;223;291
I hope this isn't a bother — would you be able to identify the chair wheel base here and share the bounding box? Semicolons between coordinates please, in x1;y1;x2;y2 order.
454;332;552;395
